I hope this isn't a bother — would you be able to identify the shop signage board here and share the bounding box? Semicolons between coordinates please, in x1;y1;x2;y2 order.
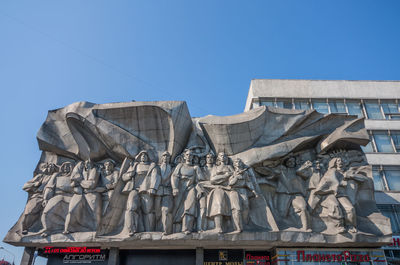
272;248;387;265
245;251;270;265
39;247;108;265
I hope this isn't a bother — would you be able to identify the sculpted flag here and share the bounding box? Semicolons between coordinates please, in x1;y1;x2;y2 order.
5;101;391;247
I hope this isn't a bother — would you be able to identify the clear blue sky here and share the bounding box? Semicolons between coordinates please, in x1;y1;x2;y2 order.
1;0;400;264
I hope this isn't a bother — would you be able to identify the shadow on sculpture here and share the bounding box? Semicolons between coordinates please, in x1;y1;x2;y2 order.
4;101;392;246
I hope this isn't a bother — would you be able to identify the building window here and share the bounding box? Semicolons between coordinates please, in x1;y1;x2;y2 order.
385;249;400;260
260;100;274;107
346;100;364;118
361;133;374;153
392;132;400;152
377;204;400;234
312;100;329;114
372;167;385;191
381;100;400;120
276;99;293;109
384;167;400;191
364;100;384;119
374;166;400;192
294;99;310;110
373;131;395;153
368;130;400;153
328;99;346;113
257;98;400;121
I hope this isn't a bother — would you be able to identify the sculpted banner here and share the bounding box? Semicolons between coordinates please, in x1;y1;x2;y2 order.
4;101;391;247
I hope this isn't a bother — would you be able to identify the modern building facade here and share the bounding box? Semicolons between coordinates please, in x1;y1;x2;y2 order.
245;79;400;261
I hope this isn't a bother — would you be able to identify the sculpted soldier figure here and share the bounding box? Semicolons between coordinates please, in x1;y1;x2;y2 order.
172;149;204;234
122;150;160;235
41;162;74;237
196;152;214;231
296;159;324;211
64;160;101;234
100;160;119;214
315;157;358;233
275;157;311;232
335;157;359;233
21;162;57;234
154;151;173;235
307;159;324;210
229;158;259;233
207;152;234;234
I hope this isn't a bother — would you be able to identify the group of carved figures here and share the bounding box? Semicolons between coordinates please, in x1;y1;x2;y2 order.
255;149;370;234
20;148;369;237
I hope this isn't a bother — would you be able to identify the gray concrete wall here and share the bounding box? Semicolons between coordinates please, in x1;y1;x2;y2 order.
245;79;400;111
366;154;400;165
365;120;400;130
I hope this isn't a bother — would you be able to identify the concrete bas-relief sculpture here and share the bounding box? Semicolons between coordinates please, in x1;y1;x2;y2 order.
5;101;392;248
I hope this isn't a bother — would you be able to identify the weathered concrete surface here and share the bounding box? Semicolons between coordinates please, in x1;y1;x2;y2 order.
4;100;392;248
6;231;392;249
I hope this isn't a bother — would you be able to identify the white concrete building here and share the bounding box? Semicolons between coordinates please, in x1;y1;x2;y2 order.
245;79;400;260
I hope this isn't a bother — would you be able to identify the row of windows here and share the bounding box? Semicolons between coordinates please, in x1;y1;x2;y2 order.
363;130;400;153
258;98;400;120
373;166;400;191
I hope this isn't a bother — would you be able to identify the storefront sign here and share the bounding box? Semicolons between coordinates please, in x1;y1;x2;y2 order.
297;250;371;262
62;254;106;263
40;247;107;264
43;247;102;254
271;248;387;265
245;251;270;265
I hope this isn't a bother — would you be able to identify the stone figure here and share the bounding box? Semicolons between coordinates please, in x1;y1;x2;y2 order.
196;153;214;231
154;151;173;235
40;162;74;237
21;163;57;234
202;153;215;180
314;157;347;233
172;149;204;234
342;153;370;206
100;160;119;214
122;150;160;235
5;100;392;246
314;157;361;233
275;157;311;231
64;160;101;234
296;159;325;211
308;160;324;209
206;152;234;233
228;158;259;233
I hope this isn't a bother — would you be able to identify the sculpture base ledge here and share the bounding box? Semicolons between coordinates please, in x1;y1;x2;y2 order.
4;231;392;249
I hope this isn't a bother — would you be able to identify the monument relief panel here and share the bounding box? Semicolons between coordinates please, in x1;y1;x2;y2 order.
4;101;392;248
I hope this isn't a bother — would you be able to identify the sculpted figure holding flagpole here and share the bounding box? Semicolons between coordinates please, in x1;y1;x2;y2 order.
172;149;204;234
122;150;160;235
154;151;174;235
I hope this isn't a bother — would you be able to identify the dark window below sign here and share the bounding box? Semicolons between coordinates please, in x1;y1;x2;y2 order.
204;249;244;263
120;249;196;265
